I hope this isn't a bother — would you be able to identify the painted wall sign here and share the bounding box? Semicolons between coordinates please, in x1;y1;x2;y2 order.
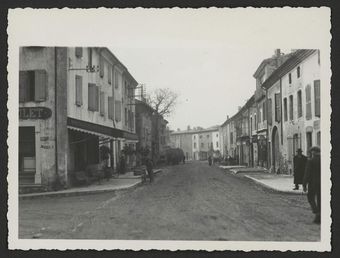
19;107;52;120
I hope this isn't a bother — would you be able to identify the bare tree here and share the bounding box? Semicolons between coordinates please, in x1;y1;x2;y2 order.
147;88;178;117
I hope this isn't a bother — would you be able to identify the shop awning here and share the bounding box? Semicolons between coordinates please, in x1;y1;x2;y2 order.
67;117;139;142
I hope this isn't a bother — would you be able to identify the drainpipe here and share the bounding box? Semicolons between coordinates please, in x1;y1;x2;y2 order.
54;47;59;186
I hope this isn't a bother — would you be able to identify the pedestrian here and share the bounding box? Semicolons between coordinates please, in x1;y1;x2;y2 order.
119;153;126;175
303;146;321;224
145;157;154;183
208;155;212;166
293;148;307;190
182;155;185;164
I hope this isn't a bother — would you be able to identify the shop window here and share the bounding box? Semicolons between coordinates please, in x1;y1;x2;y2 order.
306;84;312;120
314;80;320;117
297;90;303;118
75;75;83;106
19;70;47;102
88;83;99;111
306;132;313;152
75;47;83;58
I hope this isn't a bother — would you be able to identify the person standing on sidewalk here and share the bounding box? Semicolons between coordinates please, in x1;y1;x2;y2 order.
208;155;212;166
303;146;321;224
145;157;154;183
293;148;307;190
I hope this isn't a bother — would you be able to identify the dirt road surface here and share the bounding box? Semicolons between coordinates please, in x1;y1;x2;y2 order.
19;161;320;241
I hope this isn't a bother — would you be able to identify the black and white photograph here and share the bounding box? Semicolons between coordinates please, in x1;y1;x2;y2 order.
7;7;331;251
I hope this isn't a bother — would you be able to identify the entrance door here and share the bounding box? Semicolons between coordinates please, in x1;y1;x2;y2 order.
272;127;280;173
19;127;36;185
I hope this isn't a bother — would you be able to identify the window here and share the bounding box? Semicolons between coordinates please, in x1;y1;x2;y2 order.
267;98;272;125
254;114;257;130
297;90;302;118
306;132;313;151
99;55;104;78
305;84;312;120
19;70;47;102
88;48;92;68
194;135;196;139
216;141;219;148
263;101;267;121
75;47;83;58
108;96;114;120
115;100;122;122
230;132;233;144
194;142;197;148
88;84;99;111
75;75;83;106
297;66;301;78
108;65;112;84
125;108;128;126
207;135;209;138
131;112;135;131
199;135;202;139
275;93;281;122
317;131;321;146
283;98;288;121
114;70;119;89
289;73;292;84
201;143;204;148
289;95;294;120
216;134;218;137
100;91;105;116
314;80;320;117
258;109;262;123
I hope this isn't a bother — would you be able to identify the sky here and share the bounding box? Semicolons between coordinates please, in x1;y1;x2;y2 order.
9;8;330;131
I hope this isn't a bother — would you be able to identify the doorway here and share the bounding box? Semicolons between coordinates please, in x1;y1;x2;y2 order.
19;126;36;185
272;126;280;173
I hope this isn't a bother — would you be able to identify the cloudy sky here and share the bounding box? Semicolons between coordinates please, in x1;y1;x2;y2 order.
9;8;330;131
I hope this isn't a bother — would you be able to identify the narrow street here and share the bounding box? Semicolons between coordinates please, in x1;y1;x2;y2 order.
19;161;320;241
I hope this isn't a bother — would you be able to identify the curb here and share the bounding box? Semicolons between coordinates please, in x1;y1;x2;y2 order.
19;169;163;200
19;181;142;200
244;175;306;195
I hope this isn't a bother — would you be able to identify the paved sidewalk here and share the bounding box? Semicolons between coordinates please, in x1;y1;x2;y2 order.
244;173;306;195
19;169;162;199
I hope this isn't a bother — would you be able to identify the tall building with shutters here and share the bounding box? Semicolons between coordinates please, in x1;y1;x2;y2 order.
19;47;138;191
262;49;321;174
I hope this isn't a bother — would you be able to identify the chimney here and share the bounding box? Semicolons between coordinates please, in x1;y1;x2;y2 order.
227;115;229;120
238;106;242;111
187;125;191;131
274;49;281;57
177;128;180;132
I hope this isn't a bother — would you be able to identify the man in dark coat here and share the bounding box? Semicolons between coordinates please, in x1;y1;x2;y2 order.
208;155;212;166
145;157;154;183
293;148;307;190
303;146;321;224
119;154;126;175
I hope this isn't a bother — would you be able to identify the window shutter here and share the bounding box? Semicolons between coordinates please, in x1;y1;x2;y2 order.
88;83;96;111
306;84;312;120
99;55;104;78
100;91;105;116
19;71;28;103
108;65;112;84
115;100;122;122
267;98;272;125
75;47;83;58
263;101;266;121
275;93;281;122
34;70;47;102
314;80;320;117
108;97;114;120
95;86;99;111
75;75;83;106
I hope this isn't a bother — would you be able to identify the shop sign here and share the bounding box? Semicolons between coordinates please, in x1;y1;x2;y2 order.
19;107;52;120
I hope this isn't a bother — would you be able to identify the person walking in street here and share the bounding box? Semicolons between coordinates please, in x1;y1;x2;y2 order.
119;153;126;175
208;155;212;166
145;157;154;183
303;146;321;224
293;148;307;190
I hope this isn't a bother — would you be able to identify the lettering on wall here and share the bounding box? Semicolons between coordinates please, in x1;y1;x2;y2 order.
19;107;52;120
